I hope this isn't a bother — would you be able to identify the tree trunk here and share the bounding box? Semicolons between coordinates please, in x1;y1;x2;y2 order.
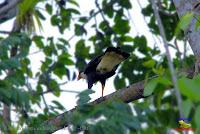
173;0;200;73
173;0;200;56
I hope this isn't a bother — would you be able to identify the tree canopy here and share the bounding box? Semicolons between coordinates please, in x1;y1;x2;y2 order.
0;0;200;134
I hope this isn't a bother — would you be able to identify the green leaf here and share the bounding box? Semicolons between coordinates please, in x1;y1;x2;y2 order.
58;53;74;65
35;10;46;20
143;78;158;96
99;21;109;31
75;39;90;58
114;76;126;89
195;15;200;31
68;0;79;7
53;67;66;79
43;46;53;56
17;90;30;108
134;36;148;54
195;105;200;128
49;80;60;97
153;65;165;75
79;17;88;23
77;89;95;105
178;76;200;101
156;77;172;86
75;24;87;36
45;4;52;14
51;15;60;26
182;99;192;118
0;33;31;59
120;35;134;42
52;100;65;110
0;58;21;70
143;59;156;68
32;36;44;48
103;3;114;18
66;8;80;15
0;87;12;102
175;12;193;36
119;0;132;9
143;77;171;96
5;70;25;86
113;19;130;34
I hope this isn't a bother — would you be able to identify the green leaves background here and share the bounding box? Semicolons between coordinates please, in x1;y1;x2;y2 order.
0;0;200;133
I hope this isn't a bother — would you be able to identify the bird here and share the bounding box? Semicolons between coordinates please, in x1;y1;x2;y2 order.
77;47;130;97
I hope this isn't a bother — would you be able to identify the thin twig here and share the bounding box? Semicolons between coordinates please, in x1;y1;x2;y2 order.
67;35;75;42
42;95;49;111
36;89;80;96
95;0;106;22
194;13;200;22
95;0;118;46
150;0;184;118
174;39;183;67
183;38;187;61
28;50;42;56
58;81;68;86
60;89;80;94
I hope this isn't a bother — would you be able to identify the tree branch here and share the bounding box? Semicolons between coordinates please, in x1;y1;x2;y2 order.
0;0;20;16
0;0;21;24
150;0;184;118
173;0;200;75
28;67;196;134
28;79;145;134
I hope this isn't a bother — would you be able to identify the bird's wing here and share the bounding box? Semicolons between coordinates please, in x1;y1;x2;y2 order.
84;54;103;74
105;47;130;59
96;48;130;73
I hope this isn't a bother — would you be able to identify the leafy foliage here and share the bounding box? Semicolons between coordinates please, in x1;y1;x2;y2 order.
0;0;200;133
69;90;140;134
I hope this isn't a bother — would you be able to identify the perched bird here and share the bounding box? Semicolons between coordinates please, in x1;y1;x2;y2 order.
78;47;130;97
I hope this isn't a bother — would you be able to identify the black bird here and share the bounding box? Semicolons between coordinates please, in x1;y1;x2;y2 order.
78;47;130;97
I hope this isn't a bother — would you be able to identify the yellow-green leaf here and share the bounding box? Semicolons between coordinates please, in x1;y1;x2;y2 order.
175;12;194;36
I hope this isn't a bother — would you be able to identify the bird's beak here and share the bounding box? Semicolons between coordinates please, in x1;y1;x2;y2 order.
77;73;81;80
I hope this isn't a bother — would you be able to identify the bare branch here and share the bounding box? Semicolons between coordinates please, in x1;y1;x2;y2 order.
58;81;68;86
0;0;20;15
42;95;49;111
34;89;80;96
28;50;42;56
0;0;20;21
150;0;184;118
